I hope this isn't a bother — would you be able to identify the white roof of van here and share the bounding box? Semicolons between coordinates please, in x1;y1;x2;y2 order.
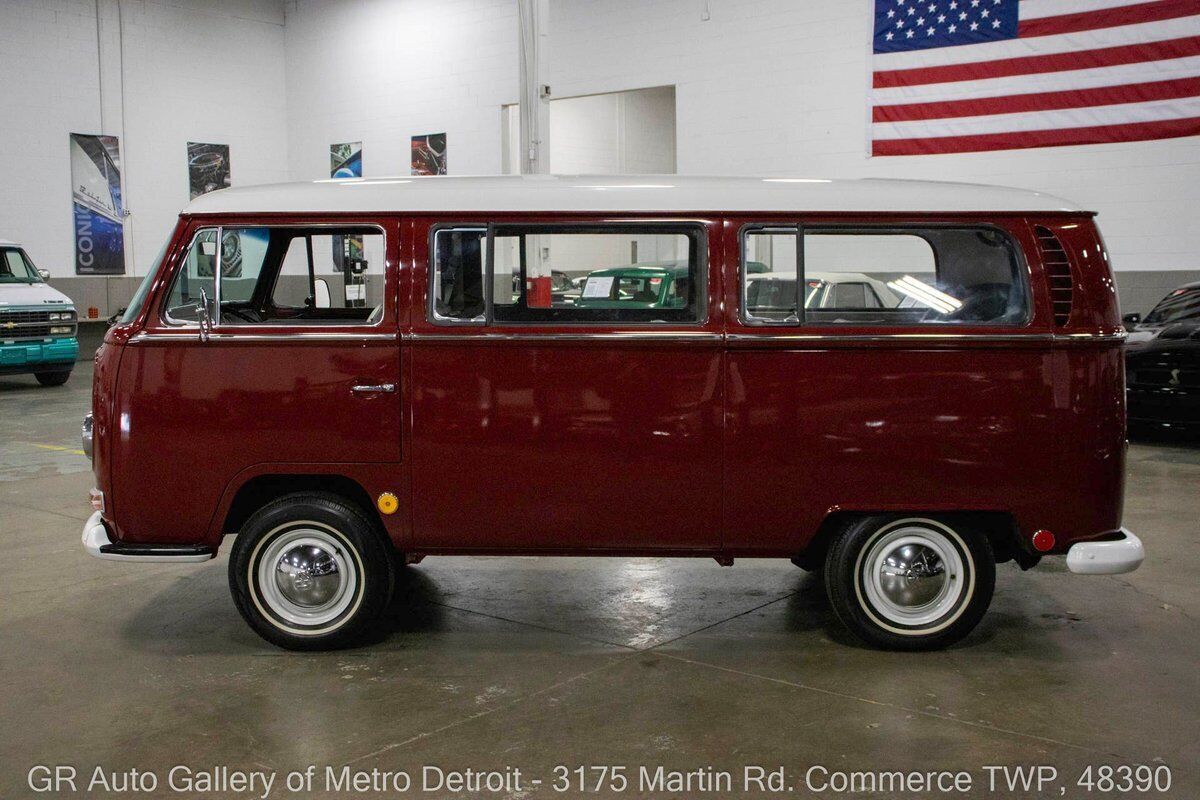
182;174;1085;215
0;239;19;247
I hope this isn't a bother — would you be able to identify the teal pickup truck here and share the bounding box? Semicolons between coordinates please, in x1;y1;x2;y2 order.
0;240;78;386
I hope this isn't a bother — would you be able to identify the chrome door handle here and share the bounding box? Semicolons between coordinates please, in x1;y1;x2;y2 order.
351;383;396;394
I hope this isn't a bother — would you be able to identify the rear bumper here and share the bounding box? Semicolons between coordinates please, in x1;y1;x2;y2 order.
1066;528;1144;575
81;511;214;563
0;337;77;374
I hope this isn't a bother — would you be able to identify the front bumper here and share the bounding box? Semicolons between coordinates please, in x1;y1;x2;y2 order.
1066;528;1144;575
0;337;77;374
82;511;214;563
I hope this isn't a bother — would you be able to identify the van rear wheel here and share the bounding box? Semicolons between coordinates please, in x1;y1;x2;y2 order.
229;492;394;650
825;515;994;651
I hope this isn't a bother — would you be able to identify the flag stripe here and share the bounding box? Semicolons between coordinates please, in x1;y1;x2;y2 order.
874;34;1200;88
875;16;1200;71
1018;0;1200;38
874;55;1200;105
1017;0;1159;21
873;74;1200;121
873;114;1200;155
874;95;1200;138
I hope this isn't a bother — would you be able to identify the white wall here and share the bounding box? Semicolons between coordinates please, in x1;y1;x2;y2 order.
0;0;287;306
546;0;1200;311
282;0;519;181
4;0;1198;316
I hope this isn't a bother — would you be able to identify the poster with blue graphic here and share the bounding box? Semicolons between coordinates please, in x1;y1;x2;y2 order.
330;142;362;178
70;133;124;275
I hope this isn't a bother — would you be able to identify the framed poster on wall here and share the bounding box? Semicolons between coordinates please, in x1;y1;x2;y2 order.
411;133;446;175
187;142;231;199
330;142;362;178
69;133;124;275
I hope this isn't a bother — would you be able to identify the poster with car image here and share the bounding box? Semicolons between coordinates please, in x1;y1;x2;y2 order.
187;142;231;199
411;133;447;175
330;141;362;178
69;133;125;275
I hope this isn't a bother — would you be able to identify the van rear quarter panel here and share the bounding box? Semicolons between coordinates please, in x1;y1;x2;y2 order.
721;214;1124;555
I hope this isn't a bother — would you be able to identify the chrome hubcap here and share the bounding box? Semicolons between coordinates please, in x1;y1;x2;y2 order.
253;524;360;630
878;543;946;609
275;544;342;608
859;521;968;629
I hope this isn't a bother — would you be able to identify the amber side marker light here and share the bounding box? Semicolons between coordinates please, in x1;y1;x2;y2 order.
377;492;399;515
1032;529;1056;552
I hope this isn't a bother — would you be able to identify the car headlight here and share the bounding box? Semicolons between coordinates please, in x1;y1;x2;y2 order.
50;326;73;335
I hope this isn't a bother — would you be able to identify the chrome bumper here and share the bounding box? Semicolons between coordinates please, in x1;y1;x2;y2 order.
1066;528;1144;575
81;511;214;563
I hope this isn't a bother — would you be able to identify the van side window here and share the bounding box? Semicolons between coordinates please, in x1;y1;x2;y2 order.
163;226;385;326
431;225;704;325
741;226;1028;326
163;229;218;323
431;228;485;322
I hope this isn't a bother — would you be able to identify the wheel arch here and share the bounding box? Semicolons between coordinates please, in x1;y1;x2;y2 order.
799;509;1026;569
219;473;387;547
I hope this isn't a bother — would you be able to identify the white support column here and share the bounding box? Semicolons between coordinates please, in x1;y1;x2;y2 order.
517;0;552;306
518;0;550;175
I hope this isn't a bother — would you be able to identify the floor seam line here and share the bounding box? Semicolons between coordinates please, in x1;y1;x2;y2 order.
344;652;640;764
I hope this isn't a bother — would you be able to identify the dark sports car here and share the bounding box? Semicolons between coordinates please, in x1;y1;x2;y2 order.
1126;299;1200;435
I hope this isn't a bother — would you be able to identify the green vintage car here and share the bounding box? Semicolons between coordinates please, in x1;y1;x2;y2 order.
574;261;692;309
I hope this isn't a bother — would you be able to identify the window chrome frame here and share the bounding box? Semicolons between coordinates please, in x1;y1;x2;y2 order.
428;221;709;328
738;221;1034;329
428;224;488;326
160;222;389;330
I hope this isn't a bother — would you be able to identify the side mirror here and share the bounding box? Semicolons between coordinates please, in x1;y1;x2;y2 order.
1122;312;1142;326
314;278;331;309
37;269;50;281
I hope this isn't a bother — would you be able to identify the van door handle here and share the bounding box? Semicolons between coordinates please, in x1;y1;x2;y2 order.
351;383;396;394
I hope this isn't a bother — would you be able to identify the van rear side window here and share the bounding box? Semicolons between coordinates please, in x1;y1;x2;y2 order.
742;226;1029;326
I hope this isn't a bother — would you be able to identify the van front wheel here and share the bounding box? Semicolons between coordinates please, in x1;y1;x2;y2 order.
825;516;994;651
229;492;394;650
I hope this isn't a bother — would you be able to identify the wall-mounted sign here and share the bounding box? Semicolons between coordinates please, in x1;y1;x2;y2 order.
411;133;447;175
330;142;362;178
187;142;231;199
69;133;124;275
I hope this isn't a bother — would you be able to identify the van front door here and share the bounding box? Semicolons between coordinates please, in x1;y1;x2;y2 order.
407;219;724;552
111;219;403;548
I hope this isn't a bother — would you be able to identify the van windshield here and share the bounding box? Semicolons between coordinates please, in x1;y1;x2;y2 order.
0;248;40;283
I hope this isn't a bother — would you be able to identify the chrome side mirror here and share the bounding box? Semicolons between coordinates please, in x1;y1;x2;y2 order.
37;269;51;281
1122;312;1142;326
198;287;213;342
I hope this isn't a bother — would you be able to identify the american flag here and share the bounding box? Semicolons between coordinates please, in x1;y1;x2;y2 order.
871;0;1200;155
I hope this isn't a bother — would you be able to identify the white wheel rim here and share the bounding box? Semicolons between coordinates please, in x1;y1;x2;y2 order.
248;521;364;635
854;519;974;636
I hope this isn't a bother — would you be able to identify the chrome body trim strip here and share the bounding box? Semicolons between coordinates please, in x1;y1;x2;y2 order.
129;331;396;343
408;331;723;343
129;330;1124;345
726;331;1126;344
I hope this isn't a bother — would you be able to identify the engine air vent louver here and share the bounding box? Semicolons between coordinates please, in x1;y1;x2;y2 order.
1035;225;1073;327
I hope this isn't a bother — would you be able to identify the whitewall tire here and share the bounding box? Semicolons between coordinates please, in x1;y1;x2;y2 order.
229;492;394;650
825;516;995;650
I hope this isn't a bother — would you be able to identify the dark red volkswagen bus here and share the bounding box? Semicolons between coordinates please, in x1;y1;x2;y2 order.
81;175;1143;650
